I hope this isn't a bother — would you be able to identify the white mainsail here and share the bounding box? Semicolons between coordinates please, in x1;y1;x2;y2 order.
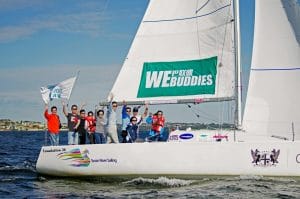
243;0;300;139
109;0;236;104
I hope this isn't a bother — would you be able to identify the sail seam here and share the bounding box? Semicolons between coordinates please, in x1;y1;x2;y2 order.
196;0;210;14
251;67;300;71
143;4;231;23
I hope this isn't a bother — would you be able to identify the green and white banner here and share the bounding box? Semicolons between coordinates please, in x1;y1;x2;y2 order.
137;57;217;98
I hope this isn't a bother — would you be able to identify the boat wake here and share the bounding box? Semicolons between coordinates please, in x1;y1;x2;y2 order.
123;176;194;187
236;175;297;183
0;160;36;178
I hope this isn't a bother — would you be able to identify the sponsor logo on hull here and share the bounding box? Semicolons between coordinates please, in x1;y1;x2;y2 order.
57;148;91;167
57;148;118;167
251;149;280;167
179;133;194;140
296;154;300;163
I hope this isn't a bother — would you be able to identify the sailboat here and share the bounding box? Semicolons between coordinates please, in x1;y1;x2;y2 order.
36;0;300;177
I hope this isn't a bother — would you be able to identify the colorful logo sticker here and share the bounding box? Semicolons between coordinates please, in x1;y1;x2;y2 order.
57;148;90;167
251;149;280;167
179;133;194;140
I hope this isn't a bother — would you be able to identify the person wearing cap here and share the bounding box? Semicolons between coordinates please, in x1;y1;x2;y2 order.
131;103;148;140
132;104;148;123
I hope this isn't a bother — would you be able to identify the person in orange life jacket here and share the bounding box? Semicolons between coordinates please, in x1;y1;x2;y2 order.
44;104;61;146
149;110;165;141
74;109;88;145
86;111;96;144
62;101;80;145
124;116;142;143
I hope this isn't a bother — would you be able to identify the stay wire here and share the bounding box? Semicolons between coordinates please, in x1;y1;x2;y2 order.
185;104;219;123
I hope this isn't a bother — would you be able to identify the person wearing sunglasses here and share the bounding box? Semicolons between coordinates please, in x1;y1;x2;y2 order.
62;101;80;145
124;116;142;143
106;93;119;143
131;103;148;141
121;100;132;132
73;109;89;145
95;109;107;144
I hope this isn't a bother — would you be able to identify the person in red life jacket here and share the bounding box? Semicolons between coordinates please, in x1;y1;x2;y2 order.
44;104;61;146
148;110;165;141
86;111;96;144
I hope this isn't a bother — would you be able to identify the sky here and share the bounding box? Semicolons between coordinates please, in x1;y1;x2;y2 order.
0;0;255;123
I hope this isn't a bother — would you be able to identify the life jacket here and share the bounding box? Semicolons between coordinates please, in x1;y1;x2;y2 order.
85;116;96;132
151;115;165;133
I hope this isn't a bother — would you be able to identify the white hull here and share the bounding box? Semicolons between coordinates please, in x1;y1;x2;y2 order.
36;135;300;177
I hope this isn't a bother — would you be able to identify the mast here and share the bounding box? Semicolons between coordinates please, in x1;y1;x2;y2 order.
233;0;242;129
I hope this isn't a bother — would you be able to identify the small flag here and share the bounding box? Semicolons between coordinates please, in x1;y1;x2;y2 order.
40;76;77;104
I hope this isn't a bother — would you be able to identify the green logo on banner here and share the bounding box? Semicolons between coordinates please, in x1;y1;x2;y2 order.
137;57;217;98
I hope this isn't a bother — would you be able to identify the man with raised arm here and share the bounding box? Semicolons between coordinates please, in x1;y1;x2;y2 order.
106;93;119;143
62;101;80;145
44;104;61;146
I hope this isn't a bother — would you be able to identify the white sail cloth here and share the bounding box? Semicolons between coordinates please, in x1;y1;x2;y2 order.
110;0;235;103
243;0;300;139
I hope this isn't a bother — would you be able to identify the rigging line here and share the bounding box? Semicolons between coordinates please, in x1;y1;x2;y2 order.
189;104;219;119
143;4;231;23
219;0;233;67
217;1;232;128
196;0;210;14
185;104;220;123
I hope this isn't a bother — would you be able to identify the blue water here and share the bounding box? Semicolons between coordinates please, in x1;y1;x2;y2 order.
1;131;300;198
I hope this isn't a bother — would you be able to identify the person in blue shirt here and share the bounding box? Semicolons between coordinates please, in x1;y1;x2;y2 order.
125;116;142;143
121;101;131;131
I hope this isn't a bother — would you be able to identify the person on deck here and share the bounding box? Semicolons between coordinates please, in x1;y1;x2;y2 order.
86;111;96;144
95;109;107;144
121;100;131;131
106;93;119;143
44;104;61;146
62;102;80;145
74;109;88;145
131;104;148;140
146;112;153;125
148;110;165;141
125;116;142;143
